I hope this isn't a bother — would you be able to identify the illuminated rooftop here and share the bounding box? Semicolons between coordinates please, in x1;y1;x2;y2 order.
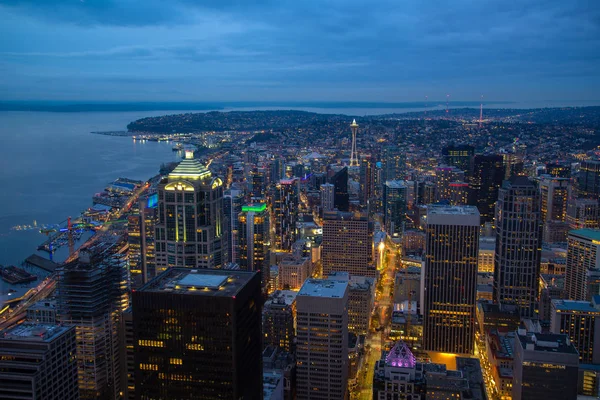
140;268;256;297
169;152;212;180
569;229;600;242
427;205;479;216
385;341;416;368
242;203;267;213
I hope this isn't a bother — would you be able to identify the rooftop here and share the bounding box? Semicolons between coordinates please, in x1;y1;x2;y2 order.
264;290;298;307
168;155;212;180
241;203;267;213
298;278;348;299
427;205;479;216
385;180;407;189
140;268;256;297
569;229;600;242
552;299;600;313
518;332;578;355
1;324;71;343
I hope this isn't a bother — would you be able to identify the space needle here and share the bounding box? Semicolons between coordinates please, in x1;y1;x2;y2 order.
349;119;359;167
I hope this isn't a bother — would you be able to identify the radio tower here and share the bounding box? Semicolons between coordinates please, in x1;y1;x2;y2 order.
446;94;450;113
479;95;484;129
349;119;359;167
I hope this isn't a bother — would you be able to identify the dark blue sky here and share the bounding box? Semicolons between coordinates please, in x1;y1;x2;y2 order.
1;0;598;102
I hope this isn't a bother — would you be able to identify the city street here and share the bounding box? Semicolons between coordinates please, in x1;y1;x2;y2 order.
352;242;398;400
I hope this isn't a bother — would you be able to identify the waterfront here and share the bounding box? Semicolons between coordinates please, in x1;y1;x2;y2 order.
0;110;186;267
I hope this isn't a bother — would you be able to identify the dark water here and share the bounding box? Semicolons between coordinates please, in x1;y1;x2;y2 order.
0;111;184;266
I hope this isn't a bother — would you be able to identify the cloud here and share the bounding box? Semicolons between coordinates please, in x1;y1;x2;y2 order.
0;0;599;101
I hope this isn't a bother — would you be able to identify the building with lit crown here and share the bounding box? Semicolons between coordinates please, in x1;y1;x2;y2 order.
238;203;270;292
273;178;299;251
155;151;224;271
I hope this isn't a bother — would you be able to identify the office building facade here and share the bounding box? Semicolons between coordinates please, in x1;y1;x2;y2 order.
238;203;270;291
550;298;600;364
565;229;600;301
494;176;542;318
273;178;299;251
155;151;225;271
384;180;408;239
296;279;349;400
423;205;480;354
133;268;263;399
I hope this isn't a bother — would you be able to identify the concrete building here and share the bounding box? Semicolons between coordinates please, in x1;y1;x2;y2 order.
513;328;579;400
565;229;600;301
320;183;335;212
296;279;349;400
278;254;311;290
383;180;408;239
435;165;465;202
155;151;225;271
0;324;78;400
133;268;263;399
423;205;479;354
567;197;599;230
263;290;297;353
550;297;600;364
494;176;542;318
478;237;495;273
322;211;375;278
328;272;375;336
57;242;129;400
26;299;57;324
373;341;424;400
238;203;270;292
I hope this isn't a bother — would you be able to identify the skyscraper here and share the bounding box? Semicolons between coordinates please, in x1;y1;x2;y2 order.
320;183;335;212
360;154;375;206
128;195;158;286
330;167;349;212
322;211;375;278
223;189;244;264
423;205;479;354
567;197;600;229
383;180;407;239
57;242;130;400
546;161;571;178
263;290;297;353
381;146;405;182
0;324;79;400
296;278;349;400
435;165;465;202
468;154;504;224
494;176;542;318
273;178;299;251
155;151;225;271
512;328;579;400
133;268;263;399
238;203;270;292
565;229;600;301
577;159;600;198
550;298;600;364
539;176;570;223
442;144;475;177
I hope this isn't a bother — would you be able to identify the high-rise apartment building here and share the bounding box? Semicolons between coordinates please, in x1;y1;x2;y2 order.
322;211;375;278
320;183;335;212
442;144;475;177
296;278;349;400
494;176;542;318
360;155;375;206
133;268;263;399
0;324;78;400
545;161;571;178
539;176;570;223
512;329;579;400
550;298;600;364
384;180;407;239
565;229;600;301
330;167;349;212
577;159;600;198
423;205;479;354
435;165;465;202
128;195;158;285
223;189;244;263
567;198;600;229
57;242;130;400
273;178;299;251
382;146;405;182
155;151;225;271
263;290;297;353
238;203;270;291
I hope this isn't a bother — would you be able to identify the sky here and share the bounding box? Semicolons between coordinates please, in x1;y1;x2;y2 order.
0;0;599;102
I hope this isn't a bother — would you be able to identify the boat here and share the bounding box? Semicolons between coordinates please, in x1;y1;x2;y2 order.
172;143;183;151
